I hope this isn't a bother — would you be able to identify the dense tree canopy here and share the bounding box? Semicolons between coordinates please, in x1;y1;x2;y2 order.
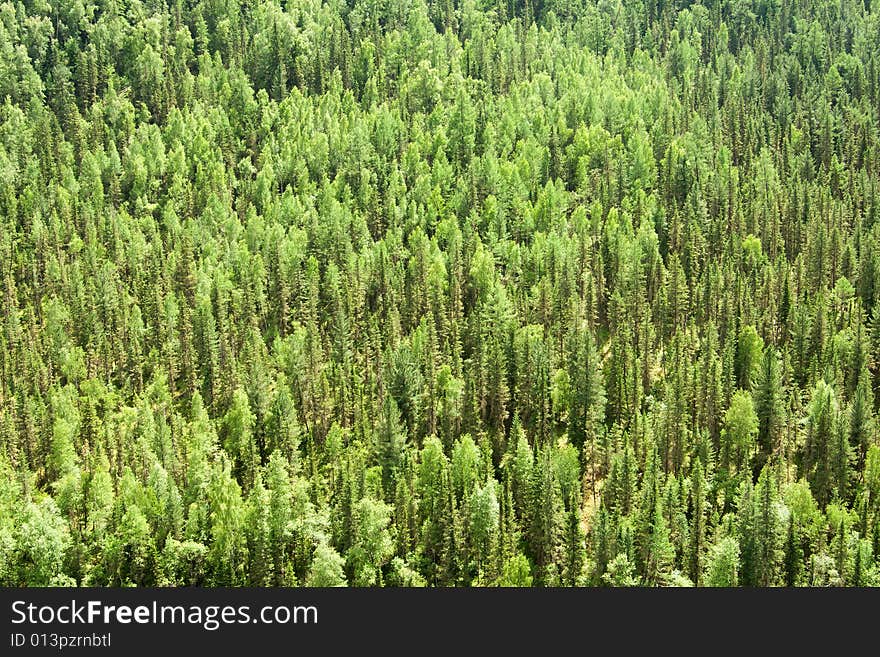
1;0;879;586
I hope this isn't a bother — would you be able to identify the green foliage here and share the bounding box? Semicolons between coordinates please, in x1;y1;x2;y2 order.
722;391;759;476
347;497;395;586
1;0;879;588
705;537;740;587
498;554;534;587
736;327;764;392
307;543;347;587
14;499;71;586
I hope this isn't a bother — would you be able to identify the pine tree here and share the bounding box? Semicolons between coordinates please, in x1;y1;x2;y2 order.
754;348;784;471
754;467;780;586
783;512;802;587
688;458;707;585
803;380;839;507
849;374;874;469
567;325;606;453
373;395;407;498
526;446;559;585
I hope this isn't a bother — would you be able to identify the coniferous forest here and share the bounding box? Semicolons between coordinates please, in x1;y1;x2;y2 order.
1;0;880;588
